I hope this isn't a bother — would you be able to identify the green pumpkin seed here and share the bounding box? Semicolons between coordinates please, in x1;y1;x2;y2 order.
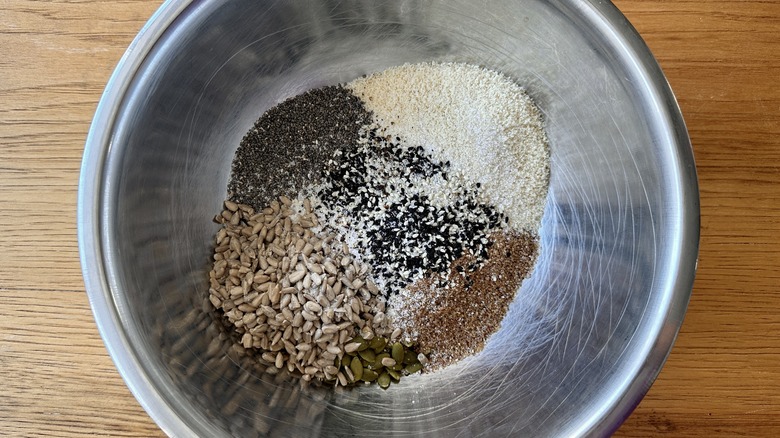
391;342;404;364
374;352;390;369
404;350;419;365
341;355;352;368
391;363;404;371
387;368;401;381
378;372;391;389
405;363;423;374
350;356;364;381
358;349;376;363
369;337;387;353
362;369;378;382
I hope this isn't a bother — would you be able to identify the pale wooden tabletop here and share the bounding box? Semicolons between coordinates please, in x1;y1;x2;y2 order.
1;1;778;436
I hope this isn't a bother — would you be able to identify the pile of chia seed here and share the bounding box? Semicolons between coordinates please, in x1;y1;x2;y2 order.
228;85;370;209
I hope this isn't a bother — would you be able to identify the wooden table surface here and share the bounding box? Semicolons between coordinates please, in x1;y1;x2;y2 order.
1;1;778;436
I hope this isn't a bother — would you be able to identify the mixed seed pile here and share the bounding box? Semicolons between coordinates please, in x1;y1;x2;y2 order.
208;62;550;387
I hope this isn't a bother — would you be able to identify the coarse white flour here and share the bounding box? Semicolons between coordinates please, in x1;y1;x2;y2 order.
346;62;550;232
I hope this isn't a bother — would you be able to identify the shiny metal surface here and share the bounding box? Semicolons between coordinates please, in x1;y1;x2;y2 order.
78;0;699;436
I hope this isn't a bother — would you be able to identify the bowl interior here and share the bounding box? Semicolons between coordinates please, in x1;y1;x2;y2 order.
86;0;697;436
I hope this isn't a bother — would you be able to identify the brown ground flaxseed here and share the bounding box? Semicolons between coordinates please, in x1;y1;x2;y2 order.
393;231;538;370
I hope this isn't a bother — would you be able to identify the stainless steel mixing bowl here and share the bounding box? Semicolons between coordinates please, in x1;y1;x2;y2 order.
78;0;699;436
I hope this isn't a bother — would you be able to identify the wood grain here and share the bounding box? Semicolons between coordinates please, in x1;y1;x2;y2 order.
1;0;778;436
1;2;166;436
612;1;780;436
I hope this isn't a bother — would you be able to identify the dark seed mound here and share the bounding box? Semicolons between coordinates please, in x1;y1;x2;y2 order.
228;85;372;210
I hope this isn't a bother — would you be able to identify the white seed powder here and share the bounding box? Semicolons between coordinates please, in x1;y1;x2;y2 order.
347;62;550;231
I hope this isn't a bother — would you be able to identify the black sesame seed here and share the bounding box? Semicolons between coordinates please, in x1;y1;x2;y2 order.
315;125;503;298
